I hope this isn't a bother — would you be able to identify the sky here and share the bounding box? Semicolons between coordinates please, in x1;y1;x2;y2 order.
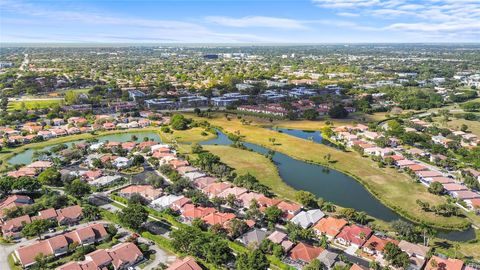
0;0;479;43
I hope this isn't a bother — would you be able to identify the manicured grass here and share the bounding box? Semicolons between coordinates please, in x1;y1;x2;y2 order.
159;127;216;143
7;99;64;111
432;229;480;260
433;117;480;137
8;253;22;270
186;113;471;230
202;145;297;201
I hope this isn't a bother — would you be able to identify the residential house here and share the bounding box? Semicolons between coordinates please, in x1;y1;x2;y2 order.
425;256;464;270
167;257;202;270
202;212;236;227
14;223;108;267
277;201;302;220
289;242;324;264
238;229;269;248
362;235;399;257
335;225;372;248
398;240;429;270
0;195;32;220
313;217;348;240
267;231;294;252
317;249;339;269
291;209;325;229
56;205;83;225
150;195;184;211
119;185;162;202
2;214;31;238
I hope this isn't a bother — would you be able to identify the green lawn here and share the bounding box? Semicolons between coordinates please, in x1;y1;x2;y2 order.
7;99;64;111
159;127;216;143
201;145;297;201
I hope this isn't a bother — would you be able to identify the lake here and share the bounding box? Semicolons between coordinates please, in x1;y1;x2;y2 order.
7;131;161;165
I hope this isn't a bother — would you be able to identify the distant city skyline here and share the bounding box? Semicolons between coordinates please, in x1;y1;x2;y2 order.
1;0;479;43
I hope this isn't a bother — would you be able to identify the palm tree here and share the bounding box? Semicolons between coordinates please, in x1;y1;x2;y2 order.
355;211;368;225
321;201;336;212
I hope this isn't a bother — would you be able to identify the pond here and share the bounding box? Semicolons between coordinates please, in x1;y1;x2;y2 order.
7;131;161;165
201;129;475;241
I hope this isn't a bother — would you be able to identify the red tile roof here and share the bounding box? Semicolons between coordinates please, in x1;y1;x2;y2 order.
336;224;372;246
425;256;464;270
167;256;202;270
289;242;324;263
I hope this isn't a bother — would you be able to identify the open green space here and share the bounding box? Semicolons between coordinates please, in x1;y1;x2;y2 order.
158;127;216;143
186;113;472;231
7;99;64;111
203;145;297;201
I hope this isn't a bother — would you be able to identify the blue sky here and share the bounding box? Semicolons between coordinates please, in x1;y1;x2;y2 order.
1;0;479;43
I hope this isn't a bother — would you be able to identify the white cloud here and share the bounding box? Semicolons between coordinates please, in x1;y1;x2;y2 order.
205;16;308;29
336;12;360;17
312;0;480;40
0;0;279;43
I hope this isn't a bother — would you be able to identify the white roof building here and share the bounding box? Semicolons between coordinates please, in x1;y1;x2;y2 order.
291;209;325;228
150;195;184;210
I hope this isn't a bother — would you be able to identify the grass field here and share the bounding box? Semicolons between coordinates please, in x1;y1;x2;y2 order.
203;145;297;200
433;116;480;137
7;98;64;111
186;113;472;230
229;112;389;131
159;127;216;143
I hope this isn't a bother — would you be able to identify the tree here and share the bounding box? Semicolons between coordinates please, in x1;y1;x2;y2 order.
384;242;410;268
304;259;324;270
38;168;62;186
246;199;263;221
321;201;336;212
191;143;203;154
128;193;149;205
235;249;269;270
82;204;100;221
264;206;283;224
13;177;41;193
339;208;357;220
211;196;226;210
132;155;145;166
303;109;319;120
65;179;91;199
118;203;148;230
295;191;318;208
64;90;79;105
428;181;444;195
22;219;55;238
185;189;209;206
354;211;368;225
145;173;163;188
170;114;190;130
228;218;249;239
0;177;14;198
328;105;349;119
226;194;237;208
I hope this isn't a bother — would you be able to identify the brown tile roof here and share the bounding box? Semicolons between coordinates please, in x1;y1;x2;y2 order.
108;242;143;269
56;205;83;223
202;212;236;226
313;216;348;238
289;242;324;263
425;256;464;270
167;256;202;270
362;235;399;253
